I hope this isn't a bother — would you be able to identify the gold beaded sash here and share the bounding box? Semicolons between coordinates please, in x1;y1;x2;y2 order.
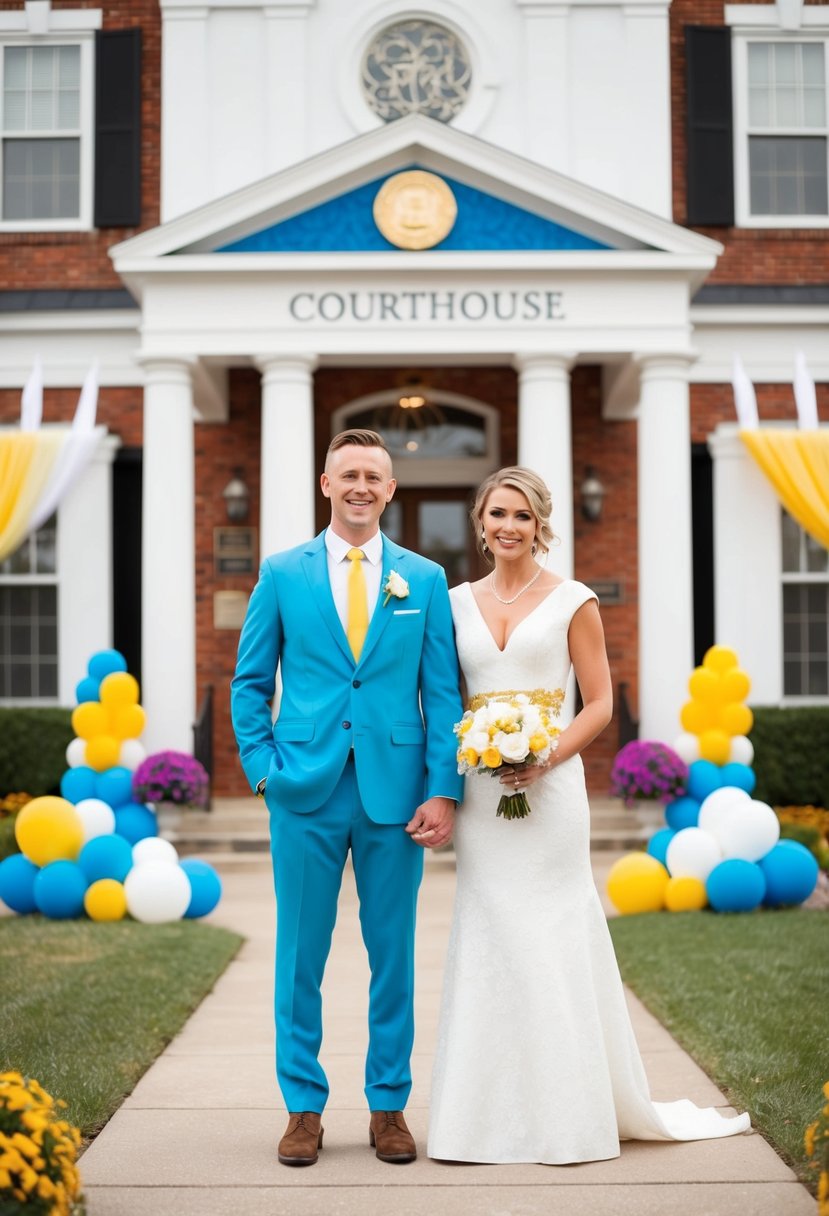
466;687;565;715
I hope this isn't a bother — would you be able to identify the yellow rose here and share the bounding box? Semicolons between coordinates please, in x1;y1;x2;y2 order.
463;748;479;766
528;732;548;753
458;718;472;736
482;747;502;768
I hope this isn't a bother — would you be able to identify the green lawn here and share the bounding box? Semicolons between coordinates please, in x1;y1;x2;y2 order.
0;916;243;1137
608;907;829;1189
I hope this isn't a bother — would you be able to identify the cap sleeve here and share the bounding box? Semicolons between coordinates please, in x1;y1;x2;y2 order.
565;579;599;618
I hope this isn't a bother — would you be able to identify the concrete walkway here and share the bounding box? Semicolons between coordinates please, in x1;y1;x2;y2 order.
80;851;813;1216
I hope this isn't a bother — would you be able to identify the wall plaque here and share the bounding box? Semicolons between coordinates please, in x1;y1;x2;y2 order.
213;591;249;631
214;527;257;576
589;581;623;605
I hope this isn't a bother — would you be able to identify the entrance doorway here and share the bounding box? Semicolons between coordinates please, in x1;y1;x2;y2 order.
382;487;485;587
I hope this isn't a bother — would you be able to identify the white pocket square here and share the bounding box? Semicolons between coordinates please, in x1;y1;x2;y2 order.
393;608;421;615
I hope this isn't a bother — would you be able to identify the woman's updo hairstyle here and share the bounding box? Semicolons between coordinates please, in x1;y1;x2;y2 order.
472;467;557;563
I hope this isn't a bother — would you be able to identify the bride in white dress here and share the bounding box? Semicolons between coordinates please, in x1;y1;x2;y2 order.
428;467;750;1165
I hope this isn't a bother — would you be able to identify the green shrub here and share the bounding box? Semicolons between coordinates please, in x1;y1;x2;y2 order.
0;813;20;861
751;706;829;808
0;708;74;796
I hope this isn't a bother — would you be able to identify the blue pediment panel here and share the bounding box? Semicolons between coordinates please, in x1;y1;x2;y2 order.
216;171;612;253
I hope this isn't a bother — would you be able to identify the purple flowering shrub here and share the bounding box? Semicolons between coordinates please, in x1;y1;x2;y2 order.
132;750;209;808
610;740;688;806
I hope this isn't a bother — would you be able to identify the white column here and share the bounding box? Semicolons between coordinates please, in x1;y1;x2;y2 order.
141;360;196;754
636;354;695;741
708;424;782;703
257;355;318;559
515;354;575;579
58;433;120;705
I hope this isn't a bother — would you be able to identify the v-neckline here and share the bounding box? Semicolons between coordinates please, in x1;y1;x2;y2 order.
464;579;568;654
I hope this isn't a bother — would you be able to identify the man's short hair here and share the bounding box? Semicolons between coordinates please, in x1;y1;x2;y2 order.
325;429;391;471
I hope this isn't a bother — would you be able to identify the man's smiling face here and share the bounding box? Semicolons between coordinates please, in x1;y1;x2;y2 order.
321;444;396;545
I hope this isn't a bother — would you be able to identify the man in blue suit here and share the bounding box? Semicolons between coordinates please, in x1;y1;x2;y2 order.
231;428;463;1167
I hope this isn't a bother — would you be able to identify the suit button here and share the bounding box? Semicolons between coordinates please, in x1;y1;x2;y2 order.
352;680;361;689
342;721;351;729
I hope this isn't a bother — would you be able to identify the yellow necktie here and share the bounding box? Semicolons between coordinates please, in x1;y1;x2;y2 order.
346;548;369;661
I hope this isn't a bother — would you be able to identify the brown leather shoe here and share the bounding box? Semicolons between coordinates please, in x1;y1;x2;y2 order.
369;1110;417;1163
278;1112;323;1166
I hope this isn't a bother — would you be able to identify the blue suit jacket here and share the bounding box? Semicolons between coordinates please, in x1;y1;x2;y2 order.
230;530;464;823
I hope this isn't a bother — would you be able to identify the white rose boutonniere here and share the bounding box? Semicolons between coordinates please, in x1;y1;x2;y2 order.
383;570;410;607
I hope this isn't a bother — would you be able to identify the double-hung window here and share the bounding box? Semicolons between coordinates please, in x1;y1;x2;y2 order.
781;511;829;699
0;516;59;702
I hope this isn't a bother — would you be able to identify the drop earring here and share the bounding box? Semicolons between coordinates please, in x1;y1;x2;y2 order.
480;530;490;554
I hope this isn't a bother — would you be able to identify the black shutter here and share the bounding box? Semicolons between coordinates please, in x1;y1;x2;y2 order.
685;26;734;227
94;29;141;228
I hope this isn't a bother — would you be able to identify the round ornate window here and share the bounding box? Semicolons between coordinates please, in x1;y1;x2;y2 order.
360;19;472;124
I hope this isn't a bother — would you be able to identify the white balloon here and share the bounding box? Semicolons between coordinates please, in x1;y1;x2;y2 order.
729;735;755;766
66;737;87;769
666;827;722;882
714;800;780;863
124;861;191;924
119;739;147;772
672;732;700;764
132;837;179;867
74;797;116;842
698;786;751;836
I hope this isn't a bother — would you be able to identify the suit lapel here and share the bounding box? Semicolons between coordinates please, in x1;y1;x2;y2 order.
301;533;355;667
357;537;408;668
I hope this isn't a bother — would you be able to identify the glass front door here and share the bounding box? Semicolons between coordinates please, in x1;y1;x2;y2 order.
381;488;486;587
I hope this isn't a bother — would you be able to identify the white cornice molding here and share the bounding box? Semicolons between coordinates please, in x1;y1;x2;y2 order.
110;114;722;268
725;3;829;28
0;4;102;32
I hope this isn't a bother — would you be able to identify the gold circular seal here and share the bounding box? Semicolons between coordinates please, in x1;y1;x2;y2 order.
373;170;457;250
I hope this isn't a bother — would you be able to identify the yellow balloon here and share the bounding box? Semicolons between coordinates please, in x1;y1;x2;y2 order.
71;701;109;741
84;879;127;922
100;671;139;708
720;668;751;703
679;700;718;735
85;734;121;772
607;853;669;915
688;667;722;703
703;645;739;674
110;703;146;741
665;876;708;912
719;703;754;737
15;797;83;866
698;728;731;765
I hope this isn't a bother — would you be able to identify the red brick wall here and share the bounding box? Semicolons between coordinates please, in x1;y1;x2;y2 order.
0;385;142;439
670;0;829;284
690;380;829;441
0;0;161;292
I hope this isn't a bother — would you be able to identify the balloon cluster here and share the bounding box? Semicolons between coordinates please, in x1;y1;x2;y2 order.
0;649;222;924
608;646;819;916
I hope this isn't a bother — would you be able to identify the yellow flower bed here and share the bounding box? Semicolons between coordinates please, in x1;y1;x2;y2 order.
805;1080;829;1216
0;1072;83;1214
777;805;829;839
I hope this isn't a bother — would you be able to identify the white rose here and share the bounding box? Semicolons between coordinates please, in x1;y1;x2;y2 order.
385;570;409;599
467;730;491;754
499;732;531;763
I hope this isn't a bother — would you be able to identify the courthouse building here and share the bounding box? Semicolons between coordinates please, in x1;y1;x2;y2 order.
0;0;827;795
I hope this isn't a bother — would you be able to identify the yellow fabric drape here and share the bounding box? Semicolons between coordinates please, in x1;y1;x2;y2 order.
740;430;829;550
0;432;64;562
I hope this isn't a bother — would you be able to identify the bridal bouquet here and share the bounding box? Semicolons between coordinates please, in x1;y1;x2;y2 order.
454;688;564;820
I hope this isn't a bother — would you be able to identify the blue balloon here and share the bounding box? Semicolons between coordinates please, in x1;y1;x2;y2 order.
706;859;766;913
88;649;128;681
180;859;222;918
61;766;98;803
646;827;676;867
95;766;134;808
34;861;88;919
75;676;100;704
665;796;700;832
686;761;722;803
719;763;756;794
114;803;158;845
78;834;133;884
0;854;40;914
760;840;819;907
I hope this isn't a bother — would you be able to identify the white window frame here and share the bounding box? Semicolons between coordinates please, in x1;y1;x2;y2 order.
0;6;101;232
780;510;829;704
728;6;829;228
0;517;60;706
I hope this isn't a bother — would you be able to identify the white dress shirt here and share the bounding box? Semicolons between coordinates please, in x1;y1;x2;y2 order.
325;527;384;633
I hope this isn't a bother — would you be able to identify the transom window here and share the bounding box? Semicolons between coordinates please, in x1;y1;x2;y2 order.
360;19;472;124
781;511;828;697
0;516;59;701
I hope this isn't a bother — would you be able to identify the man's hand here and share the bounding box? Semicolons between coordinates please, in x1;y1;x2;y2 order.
405;796;455;849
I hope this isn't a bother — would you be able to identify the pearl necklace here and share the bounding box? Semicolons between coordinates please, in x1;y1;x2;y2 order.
490;566;542;605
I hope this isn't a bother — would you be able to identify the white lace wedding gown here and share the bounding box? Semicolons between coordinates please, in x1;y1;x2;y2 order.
427;579;750;1164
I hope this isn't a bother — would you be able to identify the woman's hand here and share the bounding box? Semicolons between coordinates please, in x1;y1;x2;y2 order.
499;761;553;791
